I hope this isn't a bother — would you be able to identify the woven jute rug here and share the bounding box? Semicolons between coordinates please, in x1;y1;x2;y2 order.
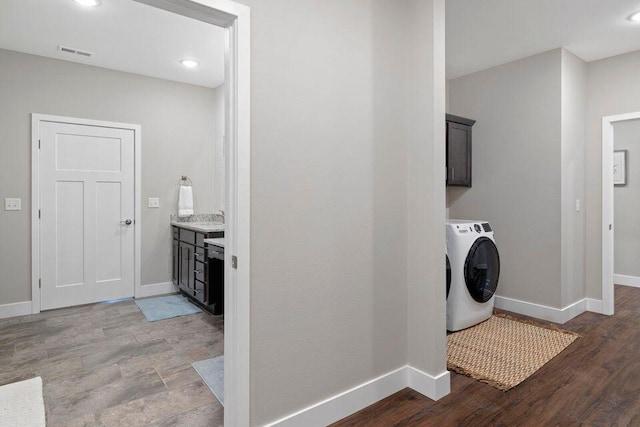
447;313;580;391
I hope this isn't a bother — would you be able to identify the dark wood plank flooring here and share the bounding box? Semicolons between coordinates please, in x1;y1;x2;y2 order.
0;298;224;426
332;285;640;426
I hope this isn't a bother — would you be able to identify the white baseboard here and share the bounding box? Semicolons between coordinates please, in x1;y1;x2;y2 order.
614;274;640;288
407;366;450;401
586;298;604;314
0;301;33;320
264;365;449;427
135;282;177;298
494;295;587;324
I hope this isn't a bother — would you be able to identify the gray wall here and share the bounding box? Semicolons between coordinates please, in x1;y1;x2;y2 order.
585;49;640;298
613;119;640;277
240;0;444;424
0;48;219;304
212;85;225;213
560;49;587;307
448;49;563;307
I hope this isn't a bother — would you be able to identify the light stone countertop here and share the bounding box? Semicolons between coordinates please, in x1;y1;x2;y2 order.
170;221;225;233
204;238;224;248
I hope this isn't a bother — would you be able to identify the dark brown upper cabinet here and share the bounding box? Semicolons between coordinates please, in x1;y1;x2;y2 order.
446;114;475;187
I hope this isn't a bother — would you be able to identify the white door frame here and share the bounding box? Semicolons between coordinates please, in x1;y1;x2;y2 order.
133;1;251;425
601;111;640;316
31;114;142;313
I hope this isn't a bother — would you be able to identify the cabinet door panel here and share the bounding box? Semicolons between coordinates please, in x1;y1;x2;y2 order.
172;239;179;285
179;242;195;291
447;122;472;187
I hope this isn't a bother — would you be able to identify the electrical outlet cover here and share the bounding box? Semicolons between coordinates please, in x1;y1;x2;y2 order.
4;198;21;211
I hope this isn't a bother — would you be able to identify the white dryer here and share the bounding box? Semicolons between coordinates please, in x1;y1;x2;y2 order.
446;220;500;331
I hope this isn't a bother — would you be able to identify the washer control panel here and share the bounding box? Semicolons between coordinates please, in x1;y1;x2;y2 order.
449;222;493;236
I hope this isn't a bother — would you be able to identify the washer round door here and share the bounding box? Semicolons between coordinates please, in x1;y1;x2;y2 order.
446;254;451;299
464;237;500;303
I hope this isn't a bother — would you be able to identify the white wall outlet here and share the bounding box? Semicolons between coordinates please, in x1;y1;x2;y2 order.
148;197;160;208
4;198;21;211
576;199;581;212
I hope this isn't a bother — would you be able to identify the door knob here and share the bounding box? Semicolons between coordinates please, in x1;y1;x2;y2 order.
120;219;132;226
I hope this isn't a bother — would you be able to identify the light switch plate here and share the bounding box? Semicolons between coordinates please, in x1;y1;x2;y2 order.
148;197;160;208
4;198;21;211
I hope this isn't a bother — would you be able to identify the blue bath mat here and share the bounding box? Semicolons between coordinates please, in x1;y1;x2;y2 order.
192;355;224;405
135;295;202;322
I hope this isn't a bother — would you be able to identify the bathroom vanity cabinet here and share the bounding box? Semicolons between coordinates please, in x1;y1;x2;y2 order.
171;225;223;313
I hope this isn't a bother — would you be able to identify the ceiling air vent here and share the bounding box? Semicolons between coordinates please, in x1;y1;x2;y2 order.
57;45;93;58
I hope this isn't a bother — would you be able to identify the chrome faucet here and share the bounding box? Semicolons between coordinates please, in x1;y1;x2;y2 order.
219;210;225;223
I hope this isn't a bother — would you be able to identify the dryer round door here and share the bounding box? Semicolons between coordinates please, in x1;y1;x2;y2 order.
446;254;451;299
464;237;500;303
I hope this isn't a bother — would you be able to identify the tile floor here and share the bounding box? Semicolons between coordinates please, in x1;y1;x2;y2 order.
0;298;224;426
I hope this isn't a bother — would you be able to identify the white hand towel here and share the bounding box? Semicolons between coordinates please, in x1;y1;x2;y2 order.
178;185;194;217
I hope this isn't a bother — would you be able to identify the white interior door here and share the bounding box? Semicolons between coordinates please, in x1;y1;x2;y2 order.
39;120;135;310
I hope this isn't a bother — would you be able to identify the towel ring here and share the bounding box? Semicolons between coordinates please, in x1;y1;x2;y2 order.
179;176;193;186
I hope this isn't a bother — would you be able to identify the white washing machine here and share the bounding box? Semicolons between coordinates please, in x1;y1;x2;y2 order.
446;220;500;331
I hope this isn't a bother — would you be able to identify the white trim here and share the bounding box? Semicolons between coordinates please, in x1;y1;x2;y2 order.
407;367;450;401
613;274;640;288
586;298;604;313
136;282;177;298
494;295;587;324
264;366;448;427
602;112;640;316
31;117;40;314
132;2;251;425
134;126;142;303
0;302;32;320
31;114;141;315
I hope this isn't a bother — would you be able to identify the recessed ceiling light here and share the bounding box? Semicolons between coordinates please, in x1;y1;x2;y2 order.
74;0;101;7
630;11;640;21
180;59;199;69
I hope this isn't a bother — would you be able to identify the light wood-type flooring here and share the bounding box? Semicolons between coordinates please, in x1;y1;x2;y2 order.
333;285;640;426
0;298;223;426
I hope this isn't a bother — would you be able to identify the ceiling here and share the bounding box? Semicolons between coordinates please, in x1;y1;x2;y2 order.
0;0;225;88
5;0;639;87
446;0;640;79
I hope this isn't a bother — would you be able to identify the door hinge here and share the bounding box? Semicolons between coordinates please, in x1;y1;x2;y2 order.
39;279;41;289
38;209;41;219
38;139;41;149
231;255;238;269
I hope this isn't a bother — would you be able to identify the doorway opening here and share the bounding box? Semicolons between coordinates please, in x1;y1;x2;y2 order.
601;111;640;316
27;0;250;424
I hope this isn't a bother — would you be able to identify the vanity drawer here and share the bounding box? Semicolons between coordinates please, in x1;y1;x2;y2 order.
195;279;206;293
194;261;206;283
196;232;206;248
194;246;206;263
207;245;224;259
180;229;195;245
172;226;179;240
193;288;206;304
